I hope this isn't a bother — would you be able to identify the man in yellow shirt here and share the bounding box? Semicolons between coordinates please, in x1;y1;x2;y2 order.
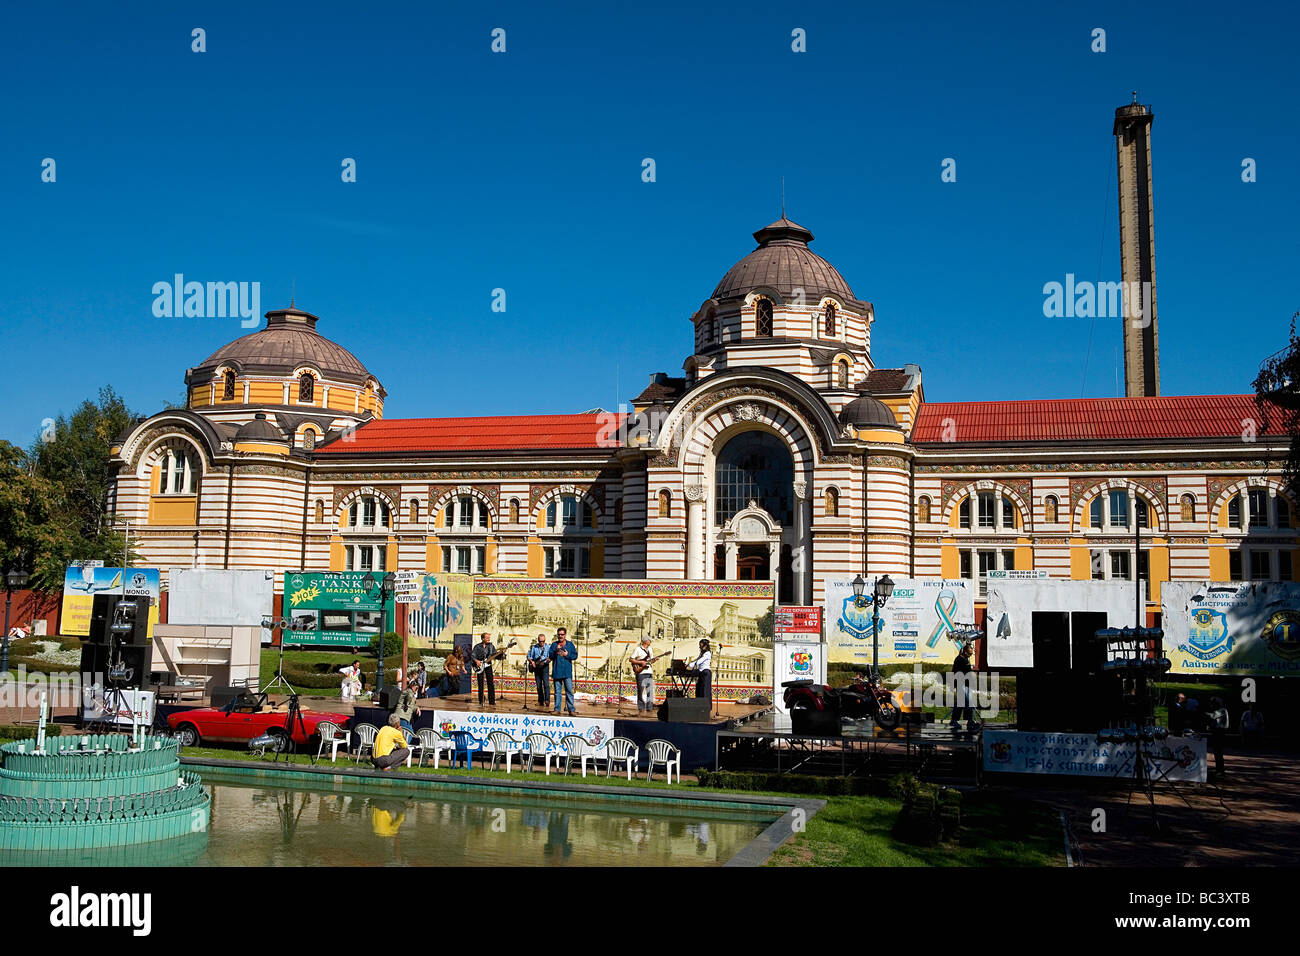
371;715;410;770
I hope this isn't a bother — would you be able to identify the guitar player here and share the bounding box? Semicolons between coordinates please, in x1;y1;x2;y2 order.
471;632;498;706
630;637;656;713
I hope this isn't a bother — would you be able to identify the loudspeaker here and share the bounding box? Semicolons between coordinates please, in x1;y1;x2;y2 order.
791;706;841;736
377;686;401;709
88;594;150;647
659;697;712;723
80;644;148;690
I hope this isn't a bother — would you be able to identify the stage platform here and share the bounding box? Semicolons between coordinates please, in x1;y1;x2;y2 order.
716;714;989;785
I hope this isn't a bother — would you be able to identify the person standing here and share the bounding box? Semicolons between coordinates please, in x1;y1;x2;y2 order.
393;681;421;734
527;633;550;707
1241;703;1265;747
630;636;656;713
950;642;975;734
549;628;579;716
441;648;465;697
471;632;497;706
1208;696;1230;777
410;661;428;698
1169;692;1187;736
689;639;712;700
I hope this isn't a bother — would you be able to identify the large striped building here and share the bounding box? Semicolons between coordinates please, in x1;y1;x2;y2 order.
109;216;1291;621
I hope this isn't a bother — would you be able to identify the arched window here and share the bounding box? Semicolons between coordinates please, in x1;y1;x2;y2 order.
157;447;198;495
918;496;932;524
1180;494;1195;522
298;373;314;403
823;303;837;336
836;361;849;389
314;499;324;523
824;487;839;517
509;498;520;524
222;370;236;400
301;430;317;451
714;431;794;525
1044;495;1058;524
409;499;420;523
755;299;773;337
658;490;671;519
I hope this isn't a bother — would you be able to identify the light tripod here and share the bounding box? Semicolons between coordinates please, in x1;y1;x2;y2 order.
262;617;298;696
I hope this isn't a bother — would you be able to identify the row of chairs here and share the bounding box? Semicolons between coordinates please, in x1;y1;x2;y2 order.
315;722;682;783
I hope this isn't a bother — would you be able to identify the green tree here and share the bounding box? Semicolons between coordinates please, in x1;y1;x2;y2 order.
1254;311;1300;501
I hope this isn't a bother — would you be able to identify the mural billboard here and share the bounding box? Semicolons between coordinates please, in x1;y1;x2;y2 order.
281;571;396;647
1163;581;1300;676
471;579;776;702
823;577;975;665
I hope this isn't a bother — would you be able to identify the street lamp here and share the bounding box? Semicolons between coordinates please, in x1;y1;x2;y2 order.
3;568;31;675
853;573;894;678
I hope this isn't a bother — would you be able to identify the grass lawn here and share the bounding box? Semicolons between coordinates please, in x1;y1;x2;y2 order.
179;744;1062;866
259;646;421;697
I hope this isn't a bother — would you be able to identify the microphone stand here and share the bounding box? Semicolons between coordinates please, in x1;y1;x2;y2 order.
615;643;631;716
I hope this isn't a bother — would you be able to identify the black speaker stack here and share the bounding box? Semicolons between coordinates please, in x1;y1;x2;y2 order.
377;685;401;710
81;593;151;689
659;696;712;723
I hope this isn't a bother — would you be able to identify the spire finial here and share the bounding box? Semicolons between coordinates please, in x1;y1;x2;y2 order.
290;278;295;309
781;177;786;219
1131;89;1139;104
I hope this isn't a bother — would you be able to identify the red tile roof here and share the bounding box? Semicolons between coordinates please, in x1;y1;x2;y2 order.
314;413;626;455
912;395;1284;444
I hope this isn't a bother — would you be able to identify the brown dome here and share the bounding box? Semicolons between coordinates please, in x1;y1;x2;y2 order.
712;218;856;303
190;306;378;388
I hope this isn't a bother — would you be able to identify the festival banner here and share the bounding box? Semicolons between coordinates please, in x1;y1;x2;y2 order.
281;571;396;647
471;579;776;702
399;573;473;651
823;578;974;665
60;566;161;639
432;708;614;756
1162;581;1300;676
983;730;1206;782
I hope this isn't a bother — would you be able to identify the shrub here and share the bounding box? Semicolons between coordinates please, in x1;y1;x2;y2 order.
694;769;891;797
371;631;403;659
892;776;961;846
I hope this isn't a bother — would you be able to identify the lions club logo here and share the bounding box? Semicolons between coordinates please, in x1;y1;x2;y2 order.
839;597;877;640
1181;608;1232;662
1262;610;1300;661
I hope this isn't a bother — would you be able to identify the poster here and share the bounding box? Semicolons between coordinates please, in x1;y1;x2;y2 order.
823;578;975;665
983;730;1206;782
282;571;396;647
471;579;775;702
985;579;1139;668
1162;581;1300;676
772;641;826;714
60;566;161;639
775;606;822;639
398;572;473;651
431;709;615;756
169;569;275;627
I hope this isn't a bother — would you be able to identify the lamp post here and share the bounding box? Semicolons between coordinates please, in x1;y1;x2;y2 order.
363;570;397;693
3;568;31;676
852;572;894;678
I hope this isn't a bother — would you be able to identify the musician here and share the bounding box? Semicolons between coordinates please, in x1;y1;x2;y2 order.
548;628;579;716
471;632;497;706
630;636;656;713
689;639;712;700
441;647;465;697
527;633;551;707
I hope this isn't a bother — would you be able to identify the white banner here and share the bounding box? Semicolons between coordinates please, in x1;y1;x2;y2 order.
431;709;615;756
984;730;1206;781
1162;581;1300;676
823;578;975;665
985;580;1140;668
81;687;156;727
772;641;826;714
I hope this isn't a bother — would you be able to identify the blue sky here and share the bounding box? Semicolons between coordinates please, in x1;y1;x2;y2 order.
1;0;1296;444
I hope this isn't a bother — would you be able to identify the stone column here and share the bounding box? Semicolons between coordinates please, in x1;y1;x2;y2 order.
725;540;737;580
792;480;811;605
685;484;707;580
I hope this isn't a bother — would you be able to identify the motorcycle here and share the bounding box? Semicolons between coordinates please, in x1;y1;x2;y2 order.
782;673;902;730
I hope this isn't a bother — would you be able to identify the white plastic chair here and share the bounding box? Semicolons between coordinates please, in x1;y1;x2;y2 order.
352;723;379;764
418;729;453;769
560;734;594;778
487;731;522;773
316;721;349;763
402;728;421;768
524;733;557;775
603;736;639;780
645;738;681;784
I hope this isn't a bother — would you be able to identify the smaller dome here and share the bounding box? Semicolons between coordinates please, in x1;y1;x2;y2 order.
234;414;286;444
839;395;897;428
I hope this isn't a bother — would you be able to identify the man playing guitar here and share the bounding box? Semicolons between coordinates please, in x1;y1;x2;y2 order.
471;632;498;706
629;637;669;713
526;633;550;707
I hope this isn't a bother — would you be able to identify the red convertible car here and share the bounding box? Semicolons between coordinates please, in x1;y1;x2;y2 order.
167;691;349;749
